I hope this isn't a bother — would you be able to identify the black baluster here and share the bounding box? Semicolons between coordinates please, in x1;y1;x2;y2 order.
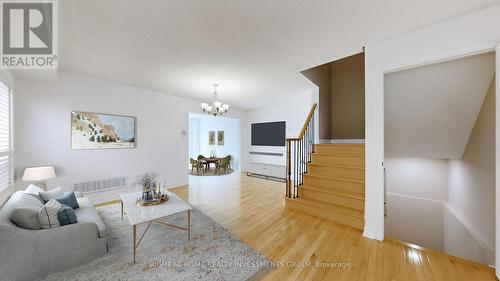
294;141;297;198
312;114;315;153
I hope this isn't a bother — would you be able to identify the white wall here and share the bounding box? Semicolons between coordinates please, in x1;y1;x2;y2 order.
246;89;313;166
385;158;448;201
364;3;500;244
189;113;241;170
443;205;494;265
11;71;247;203
384;158;448;250
447;78;495;265
385;193;444;251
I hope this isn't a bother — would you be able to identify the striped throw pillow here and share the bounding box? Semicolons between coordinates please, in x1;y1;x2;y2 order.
38;199;62;229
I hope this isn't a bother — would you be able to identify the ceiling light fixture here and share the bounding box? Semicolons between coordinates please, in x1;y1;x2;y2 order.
201;83;229;116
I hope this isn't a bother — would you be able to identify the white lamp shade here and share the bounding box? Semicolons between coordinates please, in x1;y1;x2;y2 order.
22;166;56;181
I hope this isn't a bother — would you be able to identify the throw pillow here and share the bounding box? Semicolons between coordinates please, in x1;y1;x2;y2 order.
57;205;77;226
38;199;62;229
10;208;41;230
25;184;44;196
55;192;79;209
39;187;64;202
16;192;45;208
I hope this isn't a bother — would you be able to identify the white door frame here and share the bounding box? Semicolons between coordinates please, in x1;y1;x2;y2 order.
365;42;498;273
495;43;500;277
364;45;496;241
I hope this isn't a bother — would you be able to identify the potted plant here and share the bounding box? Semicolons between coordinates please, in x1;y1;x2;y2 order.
135;172;158;203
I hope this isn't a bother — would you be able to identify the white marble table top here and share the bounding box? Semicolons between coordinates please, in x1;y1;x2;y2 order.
120;190;192;225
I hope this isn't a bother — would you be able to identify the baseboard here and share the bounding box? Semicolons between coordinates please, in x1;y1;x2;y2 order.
362;227;377;240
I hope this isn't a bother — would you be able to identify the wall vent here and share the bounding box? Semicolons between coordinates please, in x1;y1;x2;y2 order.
73;177;127;193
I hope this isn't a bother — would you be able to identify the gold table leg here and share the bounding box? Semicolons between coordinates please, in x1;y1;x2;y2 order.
132;224;136;263
130;210;193;263
188;210;191;241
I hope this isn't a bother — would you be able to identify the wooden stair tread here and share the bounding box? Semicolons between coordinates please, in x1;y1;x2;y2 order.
308;162;365;170
304;173;365;184
314;144;365;147
300;185;365;201
292;197;364;218
312;152;365;158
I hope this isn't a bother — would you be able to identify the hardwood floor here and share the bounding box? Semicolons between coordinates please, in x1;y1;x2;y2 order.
170;173;497;281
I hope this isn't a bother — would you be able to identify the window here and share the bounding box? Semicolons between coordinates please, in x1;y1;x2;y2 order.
0;81;11;192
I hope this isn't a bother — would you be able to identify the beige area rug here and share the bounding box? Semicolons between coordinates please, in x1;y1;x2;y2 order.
189;167;234;177
40;204;271;281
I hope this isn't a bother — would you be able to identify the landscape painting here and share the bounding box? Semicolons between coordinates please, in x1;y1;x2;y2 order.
71;111;135;149
209;131;215;145
217;131;224;145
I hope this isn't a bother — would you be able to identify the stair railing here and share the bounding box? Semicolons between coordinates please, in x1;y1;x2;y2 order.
286;103;317;198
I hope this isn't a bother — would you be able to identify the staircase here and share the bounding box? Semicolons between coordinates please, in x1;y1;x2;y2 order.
283;104;365;230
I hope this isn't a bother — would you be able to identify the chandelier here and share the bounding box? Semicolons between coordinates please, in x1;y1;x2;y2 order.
200;83;229;116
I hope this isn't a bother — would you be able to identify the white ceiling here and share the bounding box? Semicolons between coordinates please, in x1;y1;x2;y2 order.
16;0;499;109
385;52;495;159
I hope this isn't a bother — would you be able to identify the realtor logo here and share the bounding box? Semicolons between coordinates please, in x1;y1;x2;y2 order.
1;0;58;69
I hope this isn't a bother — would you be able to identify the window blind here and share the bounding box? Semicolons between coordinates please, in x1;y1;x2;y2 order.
0;81;11;192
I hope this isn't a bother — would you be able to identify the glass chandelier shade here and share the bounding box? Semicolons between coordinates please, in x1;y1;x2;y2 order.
201;84;229;116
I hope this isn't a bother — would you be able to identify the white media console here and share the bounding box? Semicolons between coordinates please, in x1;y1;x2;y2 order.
247;151;286;181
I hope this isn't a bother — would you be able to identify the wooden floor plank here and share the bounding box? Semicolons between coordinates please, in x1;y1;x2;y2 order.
167;173;496;281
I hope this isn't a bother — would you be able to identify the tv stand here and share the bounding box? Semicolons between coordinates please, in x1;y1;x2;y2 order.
247;162;286;182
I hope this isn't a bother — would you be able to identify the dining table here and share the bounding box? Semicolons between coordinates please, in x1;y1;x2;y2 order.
199;157;223;172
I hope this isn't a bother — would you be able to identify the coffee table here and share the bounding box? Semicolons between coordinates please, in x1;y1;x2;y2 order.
120;191;192;263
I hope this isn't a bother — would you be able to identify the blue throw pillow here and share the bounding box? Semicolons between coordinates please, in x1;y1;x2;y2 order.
55;192;79;209
58;205;77;226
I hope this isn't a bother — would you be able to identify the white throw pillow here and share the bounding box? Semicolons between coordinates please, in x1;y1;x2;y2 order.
25;184;45;196
38;199;62;229
39;187;64;202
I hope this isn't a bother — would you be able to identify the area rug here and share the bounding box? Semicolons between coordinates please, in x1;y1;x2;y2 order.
189;167;234;177
41;204;271;281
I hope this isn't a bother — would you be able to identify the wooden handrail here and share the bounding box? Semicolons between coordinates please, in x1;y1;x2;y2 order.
286;103;317;141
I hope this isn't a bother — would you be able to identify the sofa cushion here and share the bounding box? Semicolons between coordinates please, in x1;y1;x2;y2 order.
38;199;62;229
39;187;64;202
25;184;45;196
10;207;41;230
75;197;107;237
58;205;78;226
0;192;45;227
56;192;79;209
17;192;45;208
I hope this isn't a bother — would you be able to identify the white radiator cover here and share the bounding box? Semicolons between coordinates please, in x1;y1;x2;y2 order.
73;177;127;193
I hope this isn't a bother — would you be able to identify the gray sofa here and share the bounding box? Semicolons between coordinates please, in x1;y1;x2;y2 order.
0;190;108;281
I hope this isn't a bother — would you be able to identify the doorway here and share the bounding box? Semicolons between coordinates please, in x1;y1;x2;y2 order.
383;52;496;266
188;113;241;176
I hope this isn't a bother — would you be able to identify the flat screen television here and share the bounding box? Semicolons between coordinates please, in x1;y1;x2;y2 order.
251;121;285;146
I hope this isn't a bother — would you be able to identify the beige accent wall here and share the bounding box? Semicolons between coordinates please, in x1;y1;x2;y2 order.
301;63;331;139
330;53;365;139
301;52;365;139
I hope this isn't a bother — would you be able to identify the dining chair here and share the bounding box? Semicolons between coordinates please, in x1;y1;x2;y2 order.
218;156;231;175
190;158;203;175
197;155;209;172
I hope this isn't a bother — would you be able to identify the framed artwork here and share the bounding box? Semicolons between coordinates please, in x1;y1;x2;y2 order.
208;131;215;145
217;131;224;145
71;111;136;149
